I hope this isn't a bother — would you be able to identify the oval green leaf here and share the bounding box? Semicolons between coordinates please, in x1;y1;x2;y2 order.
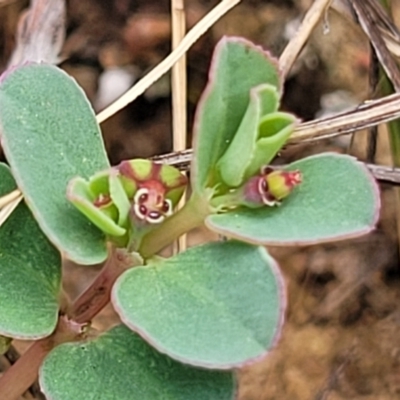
206;153;380;245
0;63;109;264
192;37;282;192
0;164;61;339
112;241;285;369
40;325;235;400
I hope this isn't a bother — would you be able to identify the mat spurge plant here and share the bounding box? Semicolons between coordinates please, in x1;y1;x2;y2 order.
0;37;379;400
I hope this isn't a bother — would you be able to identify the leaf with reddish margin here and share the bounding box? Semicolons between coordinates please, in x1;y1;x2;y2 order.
191;36;282;192
217;85;298;187
112;241;285;369
0;163;61;339
0;63;109;264
40;325;236;400
207;153;380;245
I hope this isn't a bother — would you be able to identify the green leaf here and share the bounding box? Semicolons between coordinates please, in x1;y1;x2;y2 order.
39;325;235;400
192;37;282;192
0;63;109;265
109;172;131;226
67;176;126;237
0;164;61;339
112;241;285;368
245;112;297;179
218;93;297;187
217;84;279;187
207;153;380;244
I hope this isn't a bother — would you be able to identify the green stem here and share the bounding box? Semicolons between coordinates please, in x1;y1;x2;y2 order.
210;191;239;209
139;193;212;258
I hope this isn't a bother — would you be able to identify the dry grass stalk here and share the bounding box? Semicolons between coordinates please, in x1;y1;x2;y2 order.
171;0;187;253
350;0;400;90
0;189;20;209
279;0;333;77
348;0;400;250
0;191;22;228
152;91;400;162
291;92;400;143
96;0;241;124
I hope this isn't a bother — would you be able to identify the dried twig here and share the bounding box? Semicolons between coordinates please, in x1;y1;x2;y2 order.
8;0;66;67
364;46;379;163
279;0;332;77
152;92;400;164
171;0;187;153
0;191;23;228
349;0;400;252
171;0;188;253
152;149;400;185
367;163;400;184
332;0;400;58
96;0;241;124
350;0;400;91
0;189;21;209
291;92;400;143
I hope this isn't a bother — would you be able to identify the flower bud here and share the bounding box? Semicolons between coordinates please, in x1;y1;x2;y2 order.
263;168;302;203
241;166;302;207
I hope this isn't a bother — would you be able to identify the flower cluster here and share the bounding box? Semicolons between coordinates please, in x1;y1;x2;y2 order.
68;159;187;245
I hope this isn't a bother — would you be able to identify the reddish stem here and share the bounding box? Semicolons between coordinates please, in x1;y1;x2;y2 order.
0;317;84;400
68;247;139;324
0;247;139;400
0;339;50;400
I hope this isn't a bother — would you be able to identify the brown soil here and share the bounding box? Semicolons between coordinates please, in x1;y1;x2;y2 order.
1;0;400;399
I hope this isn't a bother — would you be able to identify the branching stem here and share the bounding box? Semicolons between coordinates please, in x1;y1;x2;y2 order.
0;317;84;400
0;248;140;400
68;247;141;324
139;193;212;258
